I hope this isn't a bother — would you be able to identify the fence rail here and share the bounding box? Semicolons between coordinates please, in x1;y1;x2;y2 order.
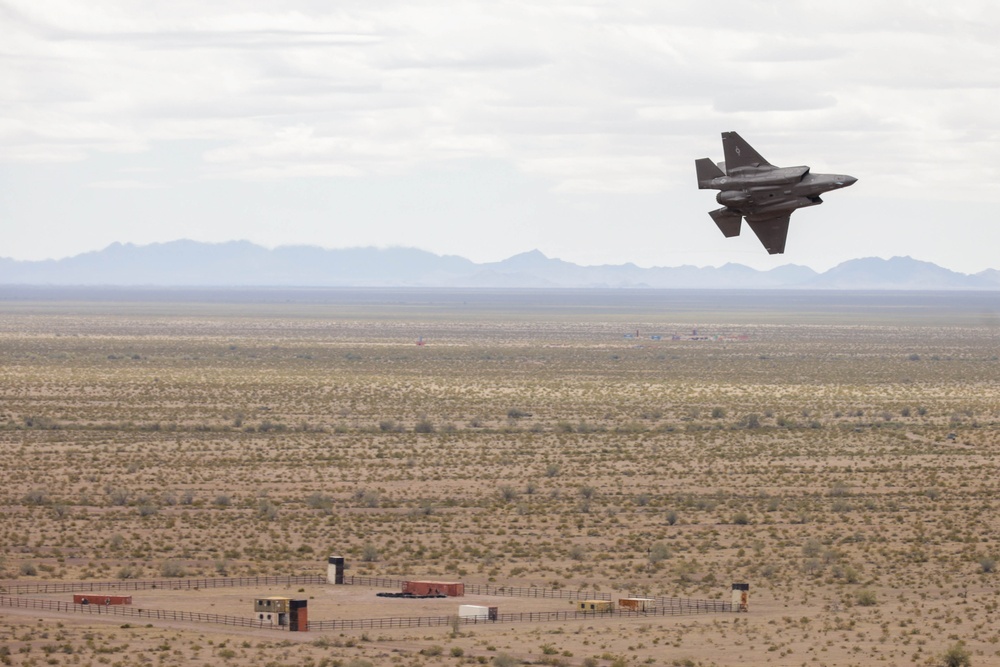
3;574;735;633
4;575;327;596
345;576;611;602
0;595;270;628
308;599;735;631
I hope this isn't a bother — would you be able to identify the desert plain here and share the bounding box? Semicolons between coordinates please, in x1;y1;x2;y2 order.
0;286;998;667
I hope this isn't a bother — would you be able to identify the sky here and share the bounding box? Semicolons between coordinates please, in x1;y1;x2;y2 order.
2;1;1000;273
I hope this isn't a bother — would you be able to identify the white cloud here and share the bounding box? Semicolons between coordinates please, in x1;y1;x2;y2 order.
2;1;1000;271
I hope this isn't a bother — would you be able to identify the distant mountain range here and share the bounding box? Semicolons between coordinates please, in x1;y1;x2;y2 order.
1;240;998;290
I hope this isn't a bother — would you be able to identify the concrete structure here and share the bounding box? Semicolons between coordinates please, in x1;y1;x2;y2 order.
327;556;345;584
732;583;749;612
255;596;291;626
578;599;613;613
254;596;308;630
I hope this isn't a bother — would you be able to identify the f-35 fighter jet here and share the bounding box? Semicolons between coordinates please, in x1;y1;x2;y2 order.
696;132;856;254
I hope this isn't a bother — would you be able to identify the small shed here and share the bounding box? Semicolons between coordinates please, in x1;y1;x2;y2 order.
578;599;613;613
402;580;464;597
618;597;654;612
74;594;132;606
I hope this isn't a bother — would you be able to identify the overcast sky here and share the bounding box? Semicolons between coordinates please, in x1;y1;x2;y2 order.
2;1;1000;272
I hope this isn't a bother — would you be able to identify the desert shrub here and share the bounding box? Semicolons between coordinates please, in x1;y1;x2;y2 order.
420;645;443;656
107;488;130;506
832;565;860;583
499;485;519;502
665;509;678;525
214;494;232;507
257;499;278;521
649;542;670;564
939;642;972;667
545;464;561;477
711;407;725;419
980;557;996;573
732;511;750;525
305;493;332;510
137;504;159;517
160;561;187;578
410;502;435;516
413;419;435;433
450;646;464;657
855;589;877;606
802;558;823;576
493;654;520;667
23;489;48;505
361;543;379;562
741;413;761;429
24;416;58;429
828;482;852;497
802;538;822;557
507;408;531;419
19;562;37;576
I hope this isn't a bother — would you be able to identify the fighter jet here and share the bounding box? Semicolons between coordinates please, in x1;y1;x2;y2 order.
696;132;856;254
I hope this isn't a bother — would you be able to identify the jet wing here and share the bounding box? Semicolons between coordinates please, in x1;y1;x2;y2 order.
746;215;790;255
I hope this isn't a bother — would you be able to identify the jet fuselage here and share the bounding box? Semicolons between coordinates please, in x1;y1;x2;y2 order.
695;132;856;254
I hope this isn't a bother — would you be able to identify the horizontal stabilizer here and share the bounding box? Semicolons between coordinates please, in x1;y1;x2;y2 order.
746;215;790;254
696;158;725;188
709;207;742;238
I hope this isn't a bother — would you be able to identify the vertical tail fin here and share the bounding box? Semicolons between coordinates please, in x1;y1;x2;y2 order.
722;132;771;171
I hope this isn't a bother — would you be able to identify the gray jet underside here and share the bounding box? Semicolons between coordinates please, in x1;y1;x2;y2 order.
696;132;856;254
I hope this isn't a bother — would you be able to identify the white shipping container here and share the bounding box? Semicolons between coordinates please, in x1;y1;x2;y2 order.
458;604;490;619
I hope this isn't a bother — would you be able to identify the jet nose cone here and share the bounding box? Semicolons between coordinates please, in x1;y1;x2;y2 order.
839;175;858;187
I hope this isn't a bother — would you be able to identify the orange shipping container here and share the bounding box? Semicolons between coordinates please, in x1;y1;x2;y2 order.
74;594;132;606
402;580;464;597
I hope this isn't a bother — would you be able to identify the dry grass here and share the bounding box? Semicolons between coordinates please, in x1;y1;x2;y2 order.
1;288;999;666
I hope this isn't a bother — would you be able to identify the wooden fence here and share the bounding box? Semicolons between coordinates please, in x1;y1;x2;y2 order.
344;575;611;602
308;599;734;631
0;595;270;629
5;575;327;596
2;573;735;632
